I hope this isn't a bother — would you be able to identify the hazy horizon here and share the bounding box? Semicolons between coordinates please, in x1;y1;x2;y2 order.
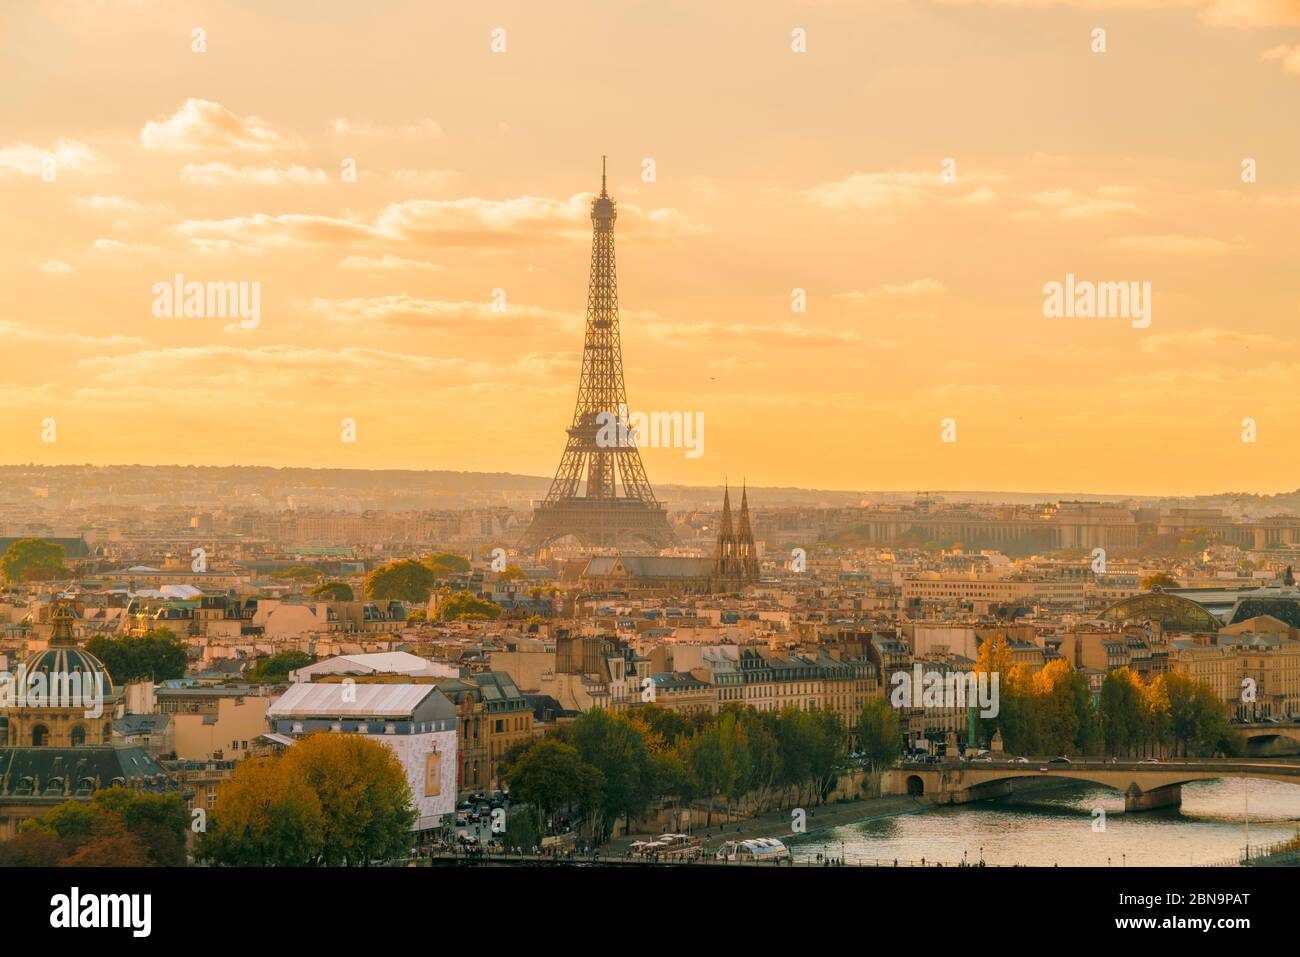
5;1;1299;496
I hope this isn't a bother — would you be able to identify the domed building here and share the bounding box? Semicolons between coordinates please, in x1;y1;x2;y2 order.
0;598;179;838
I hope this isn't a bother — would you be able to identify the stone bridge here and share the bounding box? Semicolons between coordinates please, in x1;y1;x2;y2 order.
883;758;1300;812
1238;723;1300;756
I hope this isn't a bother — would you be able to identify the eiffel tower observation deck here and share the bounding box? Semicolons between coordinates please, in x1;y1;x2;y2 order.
520;161;678;552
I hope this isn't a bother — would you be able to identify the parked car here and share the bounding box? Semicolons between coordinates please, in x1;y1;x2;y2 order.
1049;756;1072;765
1010;757;1029;764
1138;758;1160;765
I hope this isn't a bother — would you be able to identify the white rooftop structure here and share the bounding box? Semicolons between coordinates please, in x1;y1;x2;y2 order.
290;651;457;683
267;681;439;718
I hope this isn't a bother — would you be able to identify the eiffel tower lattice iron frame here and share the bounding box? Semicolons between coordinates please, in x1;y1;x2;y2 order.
520;161;678;551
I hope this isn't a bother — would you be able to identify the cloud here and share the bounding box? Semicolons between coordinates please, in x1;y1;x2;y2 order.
1263;44;1300;75
0;139;109;177
1201;0;1300;28
338;254;444;271
1030;187;1145;219
1139;327;1278;354
174;213;385;248
391;169;459;188
74;195;145;211
91;238;157;253
141;99;301;152
1114;233;1245;254
174;194;704;251
806;169;1003;213
640;319;868;347
179;162;330;186
836;279;947;301
330;117;443;137
0;318;142;347
306;295;576;333
933;0;1300;28
184;239;266;256
35;259;73;274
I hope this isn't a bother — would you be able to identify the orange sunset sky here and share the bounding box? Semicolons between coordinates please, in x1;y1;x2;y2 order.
2;0;1299;496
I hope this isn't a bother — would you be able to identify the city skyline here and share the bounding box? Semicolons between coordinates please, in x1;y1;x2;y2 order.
4;1;1300;496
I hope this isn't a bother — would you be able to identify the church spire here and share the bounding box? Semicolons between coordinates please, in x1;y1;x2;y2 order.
736;482;759;580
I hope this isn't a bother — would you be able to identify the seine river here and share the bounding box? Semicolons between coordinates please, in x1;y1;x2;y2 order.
788;779;1300;867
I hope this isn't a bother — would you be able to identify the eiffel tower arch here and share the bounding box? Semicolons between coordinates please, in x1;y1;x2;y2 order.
520;160;678;552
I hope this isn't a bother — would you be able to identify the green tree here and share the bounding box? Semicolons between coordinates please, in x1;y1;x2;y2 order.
502;803;542;851
250;650;313;681
425;552;471;577
85;630;188;683
1100;668;1145;757
17;787;188;867
278;566;324;581
856;697;902;772
310;580;354;601
436;590;503;621
1;538;70;584
567;709;654;840
502;738;603;829
498;565;528;582
1140;572;1179;591
365;559;435;603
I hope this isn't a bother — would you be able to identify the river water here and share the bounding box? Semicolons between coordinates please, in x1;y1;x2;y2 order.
789;779;1300;867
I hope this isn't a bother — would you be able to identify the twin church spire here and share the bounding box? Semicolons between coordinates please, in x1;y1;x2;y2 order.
714;483;759;582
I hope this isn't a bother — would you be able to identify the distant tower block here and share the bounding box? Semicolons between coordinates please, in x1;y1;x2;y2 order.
520;160;678;551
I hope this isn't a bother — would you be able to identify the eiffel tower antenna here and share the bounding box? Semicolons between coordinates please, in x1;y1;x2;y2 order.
520;160;678;552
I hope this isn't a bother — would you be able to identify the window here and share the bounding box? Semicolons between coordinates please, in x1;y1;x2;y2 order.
32;724;49;746
70;725;86;747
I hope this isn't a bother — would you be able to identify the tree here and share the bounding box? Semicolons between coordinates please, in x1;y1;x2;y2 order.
1100;668;1145;757
567;710;654;839
200;734;415;866
197;755;325;867
1;538;70;584
278;566;324;581
425;552;471;577
14;787;188;867
85;631;188;683
1141;572;1179;591
249;650;313;681
284;733;416;865
498;565;528;582
502;803;542;851
0;829;67;866
856;697;902;772
310;580;354;601
502;738;603;829
61;834;152;867
365;559;435;603
1034;660;1082;756
436;590;503;621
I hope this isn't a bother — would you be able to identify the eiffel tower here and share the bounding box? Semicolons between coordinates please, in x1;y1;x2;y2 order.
520;160;678;551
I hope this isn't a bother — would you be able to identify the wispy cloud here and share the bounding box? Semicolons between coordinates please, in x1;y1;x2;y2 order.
330;117;442;137
0;139;110;177
836;279;947;301
141;99;301;152
1114;233;1245;254
180;162;329;186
